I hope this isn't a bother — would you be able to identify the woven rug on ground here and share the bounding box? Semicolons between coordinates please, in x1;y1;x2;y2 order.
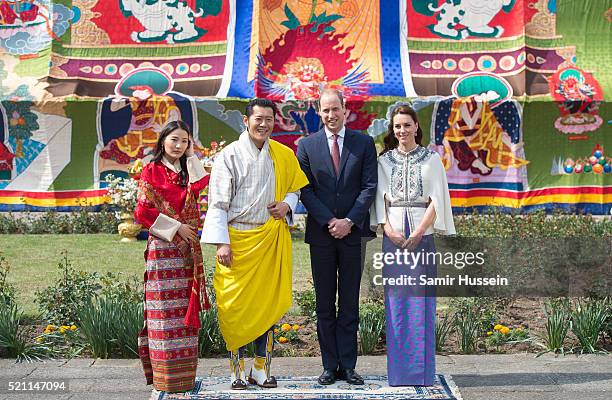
151;374;462;400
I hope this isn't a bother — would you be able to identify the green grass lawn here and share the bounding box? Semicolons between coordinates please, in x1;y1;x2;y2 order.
0;234;313;317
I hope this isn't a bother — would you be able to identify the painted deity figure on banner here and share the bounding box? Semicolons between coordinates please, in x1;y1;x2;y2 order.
548;67;604;135
440;97;528;176
119;0;222;43
411;0;517;39
106;87;180;159
430;73;529;190
96;67;197;182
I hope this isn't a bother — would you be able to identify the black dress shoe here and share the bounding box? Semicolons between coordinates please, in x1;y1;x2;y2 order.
318;369;337;385
231;378;247;390
337;369;364;385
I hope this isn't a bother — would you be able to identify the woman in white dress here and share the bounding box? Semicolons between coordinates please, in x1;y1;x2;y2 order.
371;105;455;386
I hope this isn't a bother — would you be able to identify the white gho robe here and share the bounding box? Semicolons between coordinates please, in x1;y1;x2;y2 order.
201;131;299;245
370;146;455;236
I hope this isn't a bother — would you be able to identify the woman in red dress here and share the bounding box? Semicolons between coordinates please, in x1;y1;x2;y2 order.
135;120;210;393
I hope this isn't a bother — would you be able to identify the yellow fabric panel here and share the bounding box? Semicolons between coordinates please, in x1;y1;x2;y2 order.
214;139;308;351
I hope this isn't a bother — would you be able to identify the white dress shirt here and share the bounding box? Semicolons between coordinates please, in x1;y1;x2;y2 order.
324;126;346;157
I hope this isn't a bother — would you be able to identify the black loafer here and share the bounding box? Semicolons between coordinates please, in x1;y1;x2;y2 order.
338;369;364;385
318;369;337;385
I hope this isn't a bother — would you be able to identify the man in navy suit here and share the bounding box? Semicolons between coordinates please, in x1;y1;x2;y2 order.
297;89;377;385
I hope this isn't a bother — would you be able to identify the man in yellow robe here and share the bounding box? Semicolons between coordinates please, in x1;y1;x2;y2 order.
201;98;309;390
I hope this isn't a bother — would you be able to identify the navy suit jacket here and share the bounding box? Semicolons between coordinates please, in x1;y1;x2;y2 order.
297;128;378;246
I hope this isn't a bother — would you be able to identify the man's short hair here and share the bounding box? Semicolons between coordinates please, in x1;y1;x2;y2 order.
245;98;277;118
318;89;344;108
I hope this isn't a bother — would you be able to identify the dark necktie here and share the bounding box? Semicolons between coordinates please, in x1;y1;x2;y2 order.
331;134;341;175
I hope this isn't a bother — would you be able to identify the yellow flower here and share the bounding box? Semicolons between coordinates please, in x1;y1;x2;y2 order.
35;337;43;343
493;324;503;331
516;327;523;332
500;327;510;335
45;324;56;332
278;336;289;344
59;326;68;334
70;325;77;331
281;323;291;332
292;324;300;331
274;328;280;334
486;331;493;336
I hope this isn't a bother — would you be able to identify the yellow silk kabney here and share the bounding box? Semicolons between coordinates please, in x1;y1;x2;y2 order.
213;140;309;351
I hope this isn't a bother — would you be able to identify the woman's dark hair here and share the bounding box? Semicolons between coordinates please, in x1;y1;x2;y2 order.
152;120;193;186
380;105;423;155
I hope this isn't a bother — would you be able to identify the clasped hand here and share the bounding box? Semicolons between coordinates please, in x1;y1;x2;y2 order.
177;223;198;242
385;225;423;251
267;201;290;219
328;218;351;239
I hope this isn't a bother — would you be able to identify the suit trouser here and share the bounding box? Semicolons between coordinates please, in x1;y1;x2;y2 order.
310;240;363;370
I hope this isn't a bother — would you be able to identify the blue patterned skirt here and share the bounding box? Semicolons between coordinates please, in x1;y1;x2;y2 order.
382;232;436;386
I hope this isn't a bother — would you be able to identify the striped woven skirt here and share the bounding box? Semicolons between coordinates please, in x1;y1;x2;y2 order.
138;237;199;393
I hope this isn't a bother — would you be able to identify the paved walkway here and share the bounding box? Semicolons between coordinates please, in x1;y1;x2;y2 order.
0;355;611;400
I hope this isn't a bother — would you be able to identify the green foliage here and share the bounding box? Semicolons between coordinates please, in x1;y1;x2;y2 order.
295;285;317;318
0;253;16;307
0;304;55;362
454;210;612;238
486;325;530;350
76;297;117;359
570;298;609;354
0;208;118;234
99;272;143;305
199;305;226;357
358;301;385;355
275;323;302;344
435;311;455;352
112;298;144;358
76;296;143;359
35;251;102;325
537;298;571;355
39;324;86;359
450;298;498;354
198;273;226;357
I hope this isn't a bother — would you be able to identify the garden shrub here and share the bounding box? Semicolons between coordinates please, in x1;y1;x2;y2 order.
199;269;226;357
76;297;117;359
0;304;55;362
358;300;385;355
570;298;609;354
485;324;530;351
450;298;498;353
0;253;16;307
295;285;317;318
0;207;118;234
76;295;144;359
99;272;143;305
435;311;455;352
538;298;571;355
35;251;101;325
454;209;612;238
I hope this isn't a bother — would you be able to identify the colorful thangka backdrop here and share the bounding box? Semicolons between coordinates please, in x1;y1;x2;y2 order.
0;0;610;214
